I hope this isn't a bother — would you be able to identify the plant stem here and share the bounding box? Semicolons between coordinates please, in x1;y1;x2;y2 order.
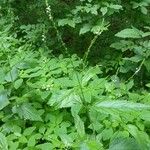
126;58;145;82
83;33;101;65
45;0;85;102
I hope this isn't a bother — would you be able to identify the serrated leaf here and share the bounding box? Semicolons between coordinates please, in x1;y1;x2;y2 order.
36;143;53;150
146;83;150;88
9;141;19;150
0;69;5;83
91;25;101;34
127;124;150;149
71;103;82;117
48;90;81;108
102;128;113;141
0;90;9;110
109;137;141;150
5;67;18;82
80;143;89;150
16;103;42;121
14;79;23;89
83;89;92;103
140;111;150;121
28;136;36;147
109;4;122;10
0;133;8;150
123;56;143;62
100;7;108;15
74;115;85;138
95;100;150;111
82;66;102;86
115;28;143;38
142;32;150;37
59;134;73;147
141;6;147;15
23;127;36;136
58;18;75;28
80;24;91;35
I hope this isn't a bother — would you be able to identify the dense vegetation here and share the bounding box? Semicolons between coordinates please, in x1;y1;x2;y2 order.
0;0;150;149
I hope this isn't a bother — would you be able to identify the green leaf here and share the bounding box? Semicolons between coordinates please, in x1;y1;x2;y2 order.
82;66;102;86
0;69;5;83
80;143;90;150
74;115;85;138
5;67;18;82
115;28;143;38
0;90;9;110
102;128;114;141
94;100;150;111
80;24;91;35
18;136;28;144
109;4;122;10
142;31;150;37
140;111;150;121
91;25;102;34
83;89;92;103
0;133;8;150
9;141;19;150
48;90;81;108
59;134;73;147
58;18;76;28
15;103;43;121
100;7;108;15
23;127;36;136
14;79;23;89
109;137;142;150
27;136;36;147
71;103;82;117
141;7;147;15
127;124;150;149
36;143;53;150
123;56;143;63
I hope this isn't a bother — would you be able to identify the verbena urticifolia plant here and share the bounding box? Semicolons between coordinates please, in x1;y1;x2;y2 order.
0;0;150;149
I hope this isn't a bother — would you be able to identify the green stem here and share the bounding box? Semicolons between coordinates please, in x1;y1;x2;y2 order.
45;0;86;102
83;33;101;65
126;58;145;83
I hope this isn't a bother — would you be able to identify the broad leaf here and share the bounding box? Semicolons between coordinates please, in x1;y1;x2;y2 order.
0;69;5;83
94;100;150;111
58;18;76;28
5;67;18;82
82;66;102;86
140;111;150;121
127;124;150;149
36;143;53;150
100;7;108;15
23;127;36;136
115;28;143;38
0;90;9;110
14;79;23;89
13;103;43;121
109;137;142;150
109;4;122;10
0;133;8;150
80;24;91;35
48;90;81;108
74;115;85;138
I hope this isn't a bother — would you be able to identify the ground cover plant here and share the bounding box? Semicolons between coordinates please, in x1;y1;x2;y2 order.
0;0;150;149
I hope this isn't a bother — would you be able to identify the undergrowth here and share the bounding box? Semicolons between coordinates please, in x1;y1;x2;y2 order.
0;0;150;150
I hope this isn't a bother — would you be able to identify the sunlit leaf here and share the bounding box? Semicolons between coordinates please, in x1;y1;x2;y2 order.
0;90;9;110
0;133;8;150
115;28;143;38
95;100;150;111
